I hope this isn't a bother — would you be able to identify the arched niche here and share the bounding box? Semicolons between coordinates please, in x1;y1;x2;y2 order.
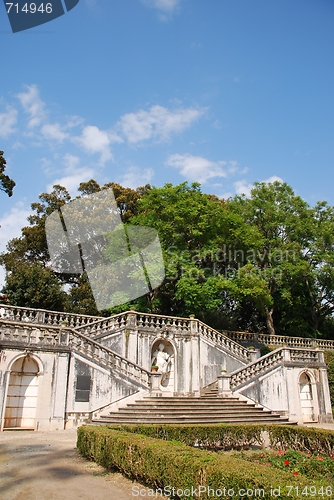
151;339;175;391
4;355;40;429
299;371;316;423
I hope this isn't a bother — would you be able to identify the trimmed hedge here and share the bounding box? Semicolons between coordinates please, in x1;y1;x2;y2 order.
77;425;326;500
106;423;334;456
266;425;334;456
107;423;263;449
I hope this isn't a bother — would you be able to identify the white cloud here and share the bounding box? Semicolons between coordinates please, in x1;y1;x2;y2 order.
0;106;18;138
142;0;181;17
16;84;46;128
118;105;205;143
119;166;154;189
63;153;80;173
0;203;31;252
264;175;284;184
74;125;122;164
166;153;228;184
234;175;284;197
47;168;95;196
234;180;254;197
41;123;68;142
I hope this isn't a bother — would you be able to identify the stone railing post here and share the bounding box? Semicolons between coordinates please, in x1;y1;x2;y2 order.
189;315;198;335
282;348;291;362
125;310;139;362
217;374;233;398
317;350;324;364
150;372;162;396
248;349;258;363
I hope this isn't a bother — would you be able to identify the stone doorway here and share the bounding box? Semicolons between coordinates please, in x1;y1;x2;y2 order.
299;372;316;423
4;356;39;429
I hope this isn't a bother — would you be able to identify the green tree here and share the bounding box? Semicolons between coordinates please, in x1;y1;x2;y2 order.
0;181;146;314
224;181;313;334
2;262;66;310
0;150;15;197
128;182;243;326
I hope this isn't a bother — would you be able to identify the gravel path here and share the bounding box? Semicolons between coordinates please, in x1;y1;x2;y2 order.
0;429;152;500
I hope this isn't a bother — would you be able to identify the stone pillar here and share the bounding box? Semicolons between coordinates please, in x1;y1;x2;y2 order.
217;374;233;398
125;311;138;363
248;349;258;363
150;373;162;396
318;366;334;423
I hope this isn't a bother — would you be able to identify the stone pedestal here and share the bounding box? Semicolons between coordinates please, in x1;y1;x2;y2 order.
217;374;233;398
150;372;162;396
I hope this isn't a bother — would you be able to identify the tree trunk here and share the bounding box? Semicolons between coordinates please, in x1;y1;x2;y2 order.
264;306;275;335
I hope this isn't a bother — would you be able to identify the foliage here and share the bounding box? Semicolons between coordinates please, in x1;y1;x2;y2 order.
234;448;334;481
0;150;15;197
2;261;66;311
266;425;334;456
106;423;263;449
0;181;146;314
77;426;314;499
2;178;334;339
324;351;334;408
110;423;334;459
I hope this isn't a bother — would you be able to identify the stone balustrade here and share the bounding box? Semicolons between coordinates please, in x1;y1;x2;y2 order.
2;303;334;356
0;303;102;328
197;321;250;362
230;347;323;390
0;319;150;388
224;329;334;350
75;312;128;336
137;312;191;333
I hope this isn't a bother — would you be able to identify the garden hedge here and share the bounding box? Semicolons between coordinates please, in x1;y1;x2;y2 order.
106;423;263;449
77;425;327;500
266;424;334;456
106;423;334;455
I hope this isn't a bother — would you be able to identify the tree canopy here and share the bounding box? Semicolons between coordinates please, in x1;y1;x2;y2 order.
1;178;334;339
0;150;15;197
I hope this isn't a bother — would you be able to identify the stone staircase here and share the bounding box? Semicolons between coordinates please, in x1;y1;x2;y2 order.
95;394;291;425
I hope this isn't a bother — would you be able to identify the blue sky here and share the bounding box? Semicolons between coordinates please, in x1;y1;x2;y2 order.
0;0;334;286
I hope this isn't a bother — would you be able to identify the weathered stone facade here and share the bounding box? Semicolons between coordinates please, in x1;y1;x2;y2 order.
0;304;332;430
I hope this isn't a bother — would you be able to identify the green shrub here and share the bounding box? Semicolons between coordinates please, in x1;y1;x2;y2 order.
324;351;334;408
106;423;263;449
106;423;334;457
77;425;327;500
234;448;334;481
266;425;334;456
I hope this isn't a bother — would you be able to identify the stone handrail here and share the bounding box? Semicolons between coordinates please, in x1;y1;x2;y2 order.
230;347;322;390
0;319;150;389
76;311;250;363
75;310;192;338
74;312;129;336
224;330;334;351
0;303;103;328
197;321;250;363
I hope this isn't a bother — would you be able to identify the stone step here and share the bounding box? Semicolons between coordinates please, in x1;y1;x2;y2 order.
94;394;290;425
124;405;260;411
97;415;289;424
109;411;281;418
127;400;253;407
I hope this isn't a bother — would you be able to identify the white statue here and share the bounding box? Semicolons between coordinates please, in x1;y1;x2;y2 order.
151;343;173;383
